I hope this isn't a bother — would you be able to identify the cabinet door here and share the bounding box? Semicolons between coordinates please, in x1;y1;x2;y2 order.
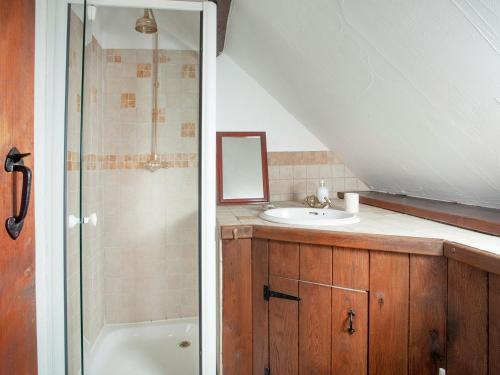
331;287;368;375
299;282;331;375
269;276;299;375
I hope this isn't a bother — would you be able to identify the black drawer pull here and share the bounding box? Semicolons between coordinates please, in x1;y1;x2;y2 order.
347;309;356;335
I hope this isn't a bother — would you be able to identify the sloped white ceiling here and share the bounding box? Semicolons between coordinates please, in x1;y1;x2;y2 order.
224;0;500;208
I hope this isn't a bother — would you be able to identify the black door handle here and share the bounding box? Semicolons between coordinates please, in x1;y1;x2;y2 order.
4;147;32;240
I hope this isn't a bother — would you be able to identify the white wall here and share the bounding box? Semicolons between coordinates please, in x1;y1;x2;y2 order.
216;54;327;152
225;0;500;208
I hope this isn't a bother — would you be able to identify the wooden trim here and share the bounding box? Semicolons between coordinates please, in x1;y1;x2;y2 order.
252;225;444;256
216;132;270;205
338;191;500;236
252;239;269;375
220;225;253;240
219;225;500;272
444;241;500;276
489;273;500;375
222;238;253;374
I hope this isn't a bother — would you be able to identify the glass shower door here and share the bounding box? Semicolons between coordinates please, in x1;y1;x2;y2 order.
64;3;86;375
65;2;205;374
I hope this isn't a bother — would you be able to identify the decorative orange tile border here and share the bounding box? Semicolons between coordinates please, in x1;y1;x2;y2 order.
267;151;330;166
67;151;198;171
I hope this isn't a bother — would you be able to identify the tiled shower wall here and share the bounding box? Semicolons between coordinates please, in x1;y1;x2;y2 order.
100;48;199;323
267;151;369;201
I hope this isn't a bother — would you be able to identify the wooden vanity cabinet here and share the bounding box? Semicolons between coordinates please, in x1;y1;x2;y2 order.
222;227;500;375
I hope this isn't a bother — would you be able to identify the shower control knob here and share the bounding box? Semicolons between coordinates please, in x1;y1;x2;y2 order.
68;215;80;229
68;213;98;228
83;213;98;227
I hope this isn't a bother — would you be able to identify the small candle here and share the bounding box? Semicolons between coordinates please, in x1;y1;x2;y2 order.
345;193;359;213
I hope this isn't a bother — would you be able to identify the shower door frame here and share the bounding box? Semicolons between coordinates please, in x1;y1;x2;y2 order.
34;1;217;374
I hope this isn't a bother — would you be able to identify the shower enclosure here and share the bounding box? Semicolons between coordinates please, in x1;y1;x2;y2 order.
64;1;216;374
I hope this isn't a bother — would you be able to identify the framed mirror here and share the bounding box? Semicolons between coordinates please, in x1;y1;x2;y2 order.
217;132;270;204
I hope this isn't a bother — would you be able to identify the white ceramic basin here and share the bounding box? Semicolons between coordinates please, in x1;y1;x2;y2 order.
259;207;360;226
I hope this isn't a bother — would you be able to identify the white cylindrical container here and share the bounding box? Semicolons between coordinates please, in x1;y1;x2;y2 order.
316;180;329;203
345;193;359;213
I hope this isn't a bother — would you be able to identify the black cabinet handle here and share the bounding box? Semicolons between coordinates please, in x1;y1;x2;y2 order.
4;148;32;240
347;308;356;335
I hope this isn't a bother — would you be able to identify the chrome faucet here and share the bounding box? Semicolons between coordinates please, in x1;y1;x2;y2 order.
304;195;334;209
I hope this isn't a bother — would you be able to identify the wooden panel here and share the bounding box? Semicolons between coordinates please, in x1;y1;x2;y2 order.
253;225;444;256
409;255;447;375
298;282;331;375
222;239;253;375
444;241;500;276
369;251;409;375
299;244;332;284
0;0;37;373
269;240;299;279
220;225;253;240
331;287;368;375
447;259;488;375
332;247;369;290
338;191;500;236
269;276;299;375
490;273;500;375
252;239;269;375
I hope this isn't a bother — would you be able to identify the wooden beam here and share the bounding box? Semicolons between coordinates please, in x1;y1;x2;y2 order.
216;0;232;55
338;191;500;236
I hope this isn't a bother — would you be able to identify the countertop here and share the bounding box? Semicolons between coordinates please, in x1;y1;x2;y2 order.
217;199;500;256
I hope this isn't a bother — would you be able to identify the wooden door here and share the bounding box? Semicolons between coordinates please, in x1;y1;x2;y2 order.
268;280;368;375
269;276;299;375
0;0;37;373
331;287;368;375
299;282;331;375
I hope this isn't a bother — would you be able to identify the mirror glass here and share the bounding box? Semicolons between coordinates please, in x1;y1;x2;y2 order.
217;132;269;204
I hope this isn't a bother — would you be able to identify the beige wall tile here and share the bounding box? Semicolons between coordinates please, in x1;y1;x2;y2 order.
293;165;306;179
331;164;345;178
268;166;280;180
345;167;356;178
319;164;332;178
332;177;345;192
279;165;293;179
306;165;320;179
345;177;358;191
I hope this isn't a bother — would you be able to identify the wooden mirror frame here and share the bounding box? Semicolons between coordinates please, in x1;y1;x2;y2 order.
216;132;270;205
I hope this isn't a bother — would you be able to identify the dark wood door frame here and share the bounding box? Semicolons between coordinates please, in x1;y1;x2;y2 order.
0;0;38;373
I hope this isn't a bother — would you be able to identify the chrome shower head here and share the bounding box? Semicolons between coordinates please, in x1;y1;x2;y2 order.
135;9;157;34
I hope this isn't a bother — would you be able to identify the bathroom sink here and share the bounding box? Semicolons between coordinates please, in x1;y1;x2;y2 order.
259;207;360;226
